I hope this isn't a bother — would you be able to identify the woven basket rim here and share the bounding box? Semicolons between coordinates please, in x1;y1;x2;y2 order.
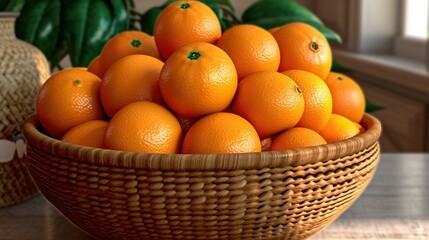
23;114;382;171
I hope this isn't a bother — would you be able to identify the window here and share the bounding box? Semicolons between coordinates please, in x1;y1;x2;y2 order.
393;0;429;62
403;0;428;39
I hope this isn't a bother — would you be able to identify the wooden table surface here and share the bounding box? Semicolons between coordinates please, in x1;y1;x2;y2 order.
0;153;428;240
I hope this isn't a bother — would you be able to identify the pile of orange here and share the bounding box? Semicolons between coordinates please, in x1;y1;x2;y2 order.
36;0;366;154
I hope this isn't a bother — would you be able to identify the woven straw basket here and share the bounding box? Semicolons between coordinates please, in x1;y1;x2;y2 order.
0;13;49;207
23;114;381;240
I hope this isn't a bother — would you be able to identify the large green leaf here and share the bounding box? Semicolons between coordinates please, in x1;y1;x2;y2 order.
1;0;24;11
62;0;127;67
15;0;61;62
108;0;128;34
242;0;341;43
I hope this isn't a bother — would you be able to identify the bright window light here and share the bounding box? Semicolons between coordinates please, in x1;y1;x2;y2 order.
404;0;429;39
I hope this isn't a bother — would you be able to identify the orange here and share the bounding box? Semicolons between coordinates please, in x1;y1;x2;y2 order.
354;122;366;134
100;54;164;117
36;68;106;139
273;22;332;80
181;112;261;154
268;26;281;35
99;31;161;72
154;0;221;59
104;101;182;153
61;120;109;148
319;114;360;144
216;24;280;80
282;70;332;132
325;72;366;123
159;42;237;119
231;71;304;139
87;56;106;78
270;127;327;151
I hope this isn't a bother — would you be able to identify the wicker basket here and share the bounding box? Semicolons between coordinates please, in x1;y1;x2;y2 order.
0;13;49;207
23;114;381;240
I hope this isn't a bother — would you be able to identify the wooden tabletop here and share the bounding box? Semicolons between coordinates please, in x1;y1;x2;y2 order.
0;153;428;240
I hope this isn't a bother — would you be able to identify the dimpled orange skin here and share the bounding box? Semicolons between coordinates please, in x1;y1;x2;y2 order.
282;70;332;132
104;101;183;153
319;114;360;144
100;54;164;118
270;127;327;151
325;72;366;123
216;24;280;80
231;71;304;139
181;112;261;154
159;42;238;119
99;31;161;72
273;22;332;80
61;120;109;148
36;69;106;139
154;1;222;59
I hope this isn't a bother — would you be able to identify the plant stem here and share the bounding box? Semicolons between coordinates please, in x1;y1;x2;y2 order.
219;5;241;25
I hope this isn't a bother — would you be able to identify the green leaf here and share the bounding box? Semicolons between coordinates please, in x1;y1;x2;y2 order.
62;0;127;67
365;99;383;113
108;0;128;34
331;59;351;73
2;0;24;11
49;38;68;69
216;0;234;12
140;6;163;35
15;0;61;62
242;0;341;43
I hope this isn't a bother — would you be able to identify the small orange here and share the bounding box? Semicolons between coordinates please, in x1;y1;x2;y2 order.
216;24;280;80
154;0;221;59
354;122;366;134
325;72;366;123
319;114;360;144
270;127;327;151
231;71;304;139
268;26;281;35
36;68;106;139
100;54;164;117
282;70;332;132
181;112;261;154
99;31;161;71
273;22;332;80
159;42;237;119
104;101;182;153
61;120;109;148
87;56;106;79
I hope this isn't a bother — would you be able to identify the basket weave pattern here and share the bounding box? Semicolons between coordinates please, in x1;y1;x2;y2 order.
0;15;50;207
24;115;381;240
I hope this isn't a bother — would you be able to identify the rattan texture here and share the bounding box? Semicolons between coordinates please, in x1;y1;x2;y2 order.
23;114;381;240
0;15;49;207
